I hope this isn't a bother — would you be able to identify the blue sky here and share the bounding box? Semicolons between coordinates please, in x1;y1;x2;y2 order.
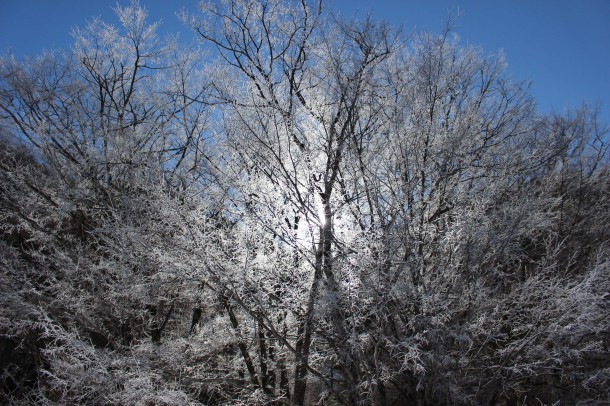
1;0;609;125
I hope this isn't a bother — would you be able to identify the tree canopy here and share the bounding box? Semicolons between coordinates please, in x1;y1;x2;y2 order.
1;1;609;405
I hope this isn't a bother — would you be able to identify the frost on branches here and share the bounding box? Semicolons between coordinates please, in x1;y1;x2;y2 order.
0;1;609;405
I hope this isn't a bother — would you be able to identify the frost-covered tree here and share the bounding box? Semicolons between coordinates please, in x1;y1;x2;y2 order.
0;2;219;404
1;1;609;405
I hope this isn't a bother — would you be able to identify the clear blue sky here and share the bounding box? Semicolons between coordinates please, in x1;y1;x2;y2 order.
1;0;609;125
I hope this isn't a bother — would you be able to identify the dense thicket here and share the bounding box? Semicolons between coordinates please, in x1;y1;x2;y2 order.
1;1;608;405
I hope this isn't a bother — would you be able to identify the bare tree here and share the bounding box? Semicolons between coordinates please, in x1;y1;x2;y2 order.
0;1;608;405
